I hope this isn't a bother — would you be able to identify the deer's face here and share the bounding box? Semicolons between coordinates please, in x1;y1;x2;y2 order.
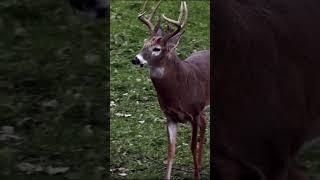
132;36;165;67
133;0;187;69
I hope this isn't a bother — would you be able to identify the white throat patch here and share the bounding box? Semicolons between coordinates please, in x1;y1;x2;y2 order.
150;67;165;78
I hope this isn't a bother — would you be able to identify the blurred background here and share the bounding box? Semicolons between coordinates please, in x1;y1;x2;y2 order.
0;0;108;179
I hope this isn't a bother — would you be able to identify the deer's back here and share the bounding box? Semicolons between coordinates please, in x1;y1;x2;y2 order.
183;50;210;104
184;50;210;80
185;50;210;66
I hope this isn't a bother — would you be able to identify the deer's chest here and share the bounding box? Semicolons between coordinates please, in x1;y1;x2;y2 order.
151;75;196;123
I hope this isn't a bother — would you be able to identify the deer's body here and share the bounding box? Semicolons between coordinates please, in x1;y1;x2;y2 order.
149;49;210;180
132;1;209;179
151;50;210;123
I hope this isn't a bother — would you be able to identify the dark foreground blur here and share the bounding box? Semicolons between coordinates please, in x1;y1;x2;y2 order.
0;0;108;179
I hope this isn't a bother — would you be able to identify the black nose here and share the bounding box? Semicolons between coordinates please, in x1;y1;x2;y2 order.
132;56;140;65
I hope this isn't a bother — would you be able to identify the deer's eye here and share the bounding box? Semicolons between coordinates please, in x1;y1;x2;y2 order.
153;47;161;52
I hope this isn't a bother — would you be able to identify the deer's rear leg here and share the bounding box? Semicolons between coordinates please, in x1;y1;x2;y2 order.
165;120;177;180
197;114;207;175
191;120;200;180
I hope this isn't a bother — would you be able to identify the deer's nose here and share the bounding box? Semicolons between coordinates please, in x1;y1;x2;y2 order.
132;56;140;65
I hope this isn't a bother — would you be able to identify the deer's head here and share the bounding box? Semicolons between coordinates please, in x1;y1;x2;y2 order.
132;1;188;68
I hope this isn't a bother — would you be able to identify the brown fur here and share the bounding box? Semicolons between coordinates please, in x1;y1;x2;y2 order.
151;50;210;123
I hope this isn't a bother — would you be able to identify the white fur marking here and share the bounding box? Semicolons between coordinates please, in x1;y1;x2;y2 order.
168;122;177;144
150;67;165;78
136;54;147;65
151;46;161;56
166;121;176;179
151;45;161;56
152;51;161;56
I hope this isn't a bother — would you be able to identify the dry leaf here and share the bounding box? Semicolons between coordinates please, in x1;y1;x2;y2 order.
46;166;69;175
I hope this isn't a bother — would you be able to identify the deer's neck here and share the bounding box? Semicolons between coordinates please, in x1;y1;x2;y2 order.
150;52;182;79
150;52;185;101
150;53;187;113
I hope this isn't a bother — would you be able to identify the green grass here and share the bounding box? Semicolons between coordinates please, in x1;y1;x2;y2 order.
0;0;107;179
110;1;210;179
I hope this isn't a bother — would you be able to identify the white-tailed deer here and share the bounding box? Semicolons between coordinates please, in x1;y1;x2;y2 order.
132;1;210;179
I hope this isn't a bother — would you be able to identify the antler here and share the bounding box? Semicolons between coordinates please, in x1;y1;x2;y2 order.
162;1;188;40
138;0;161;34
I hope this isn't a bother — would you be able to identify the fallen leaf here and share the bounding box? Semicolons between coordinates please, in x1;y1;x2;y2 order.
42;99;58;108
163;159;168;165
118;172;127;176
118;167;129;172
0;134;22;141
46;166;69;175
16;162;35;173
1;126;14;134
16;162;43;174
110;101;117;107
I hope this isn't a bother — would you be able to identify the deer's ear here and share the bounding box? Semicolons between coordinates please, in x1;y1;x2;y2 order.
153;19;163;36
166;31;184;50
166;24;174;33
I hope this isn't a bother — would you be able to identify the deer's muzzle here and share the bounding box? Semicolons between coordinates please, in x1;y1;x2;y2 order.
132;56;140;65
132;54;147;67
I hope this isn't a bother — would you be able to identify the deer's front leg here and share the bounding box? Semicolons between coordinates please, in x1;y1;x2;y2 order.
165;120;177;180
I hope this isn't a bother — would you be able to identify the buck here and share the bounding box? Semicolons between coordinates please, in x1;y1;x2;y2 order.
132;1;210;179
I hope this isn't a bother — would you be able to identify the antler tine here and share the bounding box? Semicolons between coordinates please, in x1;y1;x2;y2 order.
181;2;188;28
162;1;188;40
138;0;161;34
141;0;148;12
148;0;161;21
177;1;184;23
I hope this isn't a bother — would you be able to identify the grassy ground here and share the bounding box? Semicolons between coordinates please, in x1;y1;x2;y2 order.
110;1;210;179
0;0;107;179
